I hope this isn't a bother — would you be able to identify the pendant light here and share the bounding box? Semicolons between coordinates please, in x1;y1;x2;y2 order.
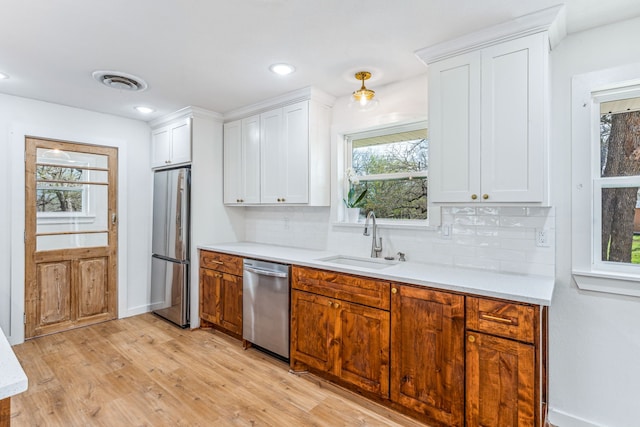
349;71;379;112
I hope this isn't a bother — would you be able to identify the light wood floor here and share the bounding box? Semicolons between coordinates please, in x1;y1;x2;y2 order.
10;314;425;426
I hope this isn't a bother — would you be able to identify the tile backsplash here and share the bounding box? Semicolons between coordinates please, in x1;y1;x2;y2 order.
243;205;555;277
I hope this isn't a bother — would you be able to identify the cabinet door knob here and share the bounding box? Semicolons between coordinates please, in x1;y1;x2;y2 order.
391;288;398;294
482;194;489;200
468;335;476;343
328;301;333;306
333;302;340;309
471;194;478;200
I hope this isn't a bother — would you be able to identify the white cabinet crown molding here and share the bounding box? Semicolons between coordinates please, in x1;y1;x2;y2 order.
150;106;223;130
415;4;566;65
223;86;335;122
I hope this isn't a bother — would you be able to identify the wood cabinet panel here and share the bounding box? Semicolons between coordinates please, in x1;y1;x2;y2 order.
200;251;243;276
199;267;218;325
0;397;9;427
218;272;243;336
391;284;465;427
292;266;390;310
199;251;243;337
290;290;335;372
466;332;536;427
337;299;390;397
467;296;537;343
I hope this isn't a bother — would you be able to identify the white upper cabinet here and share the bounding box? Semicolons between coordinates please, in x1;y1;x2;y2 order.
223;87;334;206
223;116;260;204
418;6;564;205
151;118;192;168
261;101;309;204
428;32;547;204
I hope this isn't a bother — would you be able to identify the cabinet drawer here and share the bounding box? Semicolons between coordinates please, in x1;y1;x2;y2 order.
292;266;390;310
200;250;243;276
466;296;537;344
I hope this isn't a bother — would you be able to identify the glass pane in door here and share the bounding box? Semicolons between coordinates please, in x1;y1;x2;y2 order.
34;148;111;251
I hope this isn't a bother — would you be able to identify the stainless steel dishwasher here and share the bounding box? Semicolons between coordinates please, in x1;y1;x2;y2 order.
242;259;290;360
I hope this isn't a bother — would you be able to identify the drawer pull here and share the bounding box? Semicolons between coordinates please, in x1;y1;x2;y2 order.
206;259;224;265
468;335;476;343
480;313;514;324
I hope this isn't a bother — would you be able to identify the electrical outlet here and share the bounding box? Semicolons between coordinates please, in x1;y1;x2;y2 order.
536;228;550;247
441;223;452;240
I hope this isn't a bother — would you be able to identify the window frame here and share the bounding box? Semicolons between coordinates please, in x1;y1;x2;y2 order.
344;120;430;224
572;65;640;297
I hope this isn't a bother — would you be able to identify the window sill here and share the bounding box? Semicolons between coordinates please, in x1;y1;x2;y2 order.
332;220;438;232
572;269;640;298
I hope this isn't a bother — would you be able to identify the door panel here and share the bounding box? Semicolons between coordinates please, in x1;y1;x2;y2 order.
391;285;465;426
77;257;108;318
337;300;390;397
290;290;335;372
25;137;118;338
36;261;72;326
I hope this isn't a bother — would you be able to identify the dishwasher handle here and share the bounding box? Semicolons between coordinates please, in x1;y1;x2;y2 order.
244;266;289;278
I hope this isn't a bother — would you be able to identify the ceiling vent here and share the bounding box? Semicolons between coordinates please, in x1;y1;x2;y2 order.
92;70;148;92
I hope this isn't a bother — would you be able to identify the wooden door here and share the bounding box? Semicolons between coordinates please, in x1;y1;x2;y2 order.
336;300;390;397
218;273;242;335
466;332;536;427
290;290;336;372
390;285;465;426
25;137;118;338
199;268;219;325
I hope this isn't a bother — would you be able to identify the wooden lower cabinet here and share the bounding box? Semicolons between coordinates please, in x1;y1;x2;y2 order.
390;284;465;427
466;296;545;427
466;332;536;427
199;251;243;337
291;275;391;398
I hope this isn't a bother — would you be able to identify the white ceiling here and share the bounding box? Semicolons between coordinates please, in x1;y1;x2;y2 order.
0;0;639;121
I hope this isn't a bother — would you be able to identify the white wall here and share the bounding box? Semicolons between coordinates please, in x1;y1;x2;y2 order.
0;93;152;344
547;17;640;427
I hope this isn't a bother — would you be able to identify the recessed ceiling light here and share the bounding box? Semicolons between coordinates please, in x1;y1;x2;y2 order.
269;63;295;76
134;106;155;114
0;72;9;80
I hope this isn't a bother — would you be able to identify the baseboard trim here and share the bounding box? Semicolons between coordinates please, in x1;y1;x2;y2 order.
121;305;150;318
548;408;604;427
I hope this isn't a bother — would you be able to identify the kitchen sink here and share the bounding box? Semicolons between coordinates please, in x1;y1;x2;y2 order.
315;255;397;270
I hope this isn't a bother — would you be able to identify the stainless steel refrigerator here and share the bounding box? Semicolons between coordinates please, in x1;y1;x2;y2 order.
151;167;190;327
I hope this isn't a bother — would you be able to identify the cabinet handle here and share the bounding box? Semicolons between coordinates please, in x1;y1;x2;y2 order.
333;302;340;309
165;160;171;164
391;288;398;294
482;194;489;200
282;198;285;202
471;194;478;200
480;313;514;324
207;260;224;265
328;301;333;306
468;335;476;343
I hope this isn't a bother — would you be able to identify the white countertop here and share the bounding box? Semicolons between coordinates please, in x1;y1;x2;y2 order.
0;329;28;400
199;242;554;306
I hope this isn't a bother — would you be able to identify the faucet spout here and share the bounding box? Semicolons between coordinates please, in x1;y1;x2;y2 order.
364;211;383;258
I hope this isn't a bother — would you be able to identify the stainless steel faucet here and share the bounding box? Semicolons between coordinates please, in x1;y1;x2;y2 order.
363;211;382;258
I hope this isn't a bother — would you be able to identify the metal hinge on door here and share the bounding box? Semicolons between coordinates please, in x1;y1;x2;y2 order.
23;313;26;324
